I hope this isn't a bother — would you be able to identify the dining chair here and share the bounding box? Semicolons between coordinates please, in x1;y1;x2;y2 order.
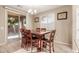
36;28;41;32
33;28;41;40
41;28;46;39
41;28;46;32
42;30;56;53
20;28;27;48
25;30;40;52
25;30;32;50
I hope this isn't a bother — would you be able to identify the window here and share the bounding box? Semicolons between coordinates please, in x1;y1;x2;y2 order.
41;16;48;24
40;14;55;31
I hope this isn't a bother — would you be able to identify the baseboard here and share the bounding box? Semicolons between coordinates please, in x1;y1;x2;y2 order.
72;50;79;53
54;41;72;46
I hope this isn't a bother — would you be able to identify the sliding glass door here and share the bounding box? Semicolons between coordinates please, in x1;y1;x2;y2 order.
8;15;20;42
8;14;26;42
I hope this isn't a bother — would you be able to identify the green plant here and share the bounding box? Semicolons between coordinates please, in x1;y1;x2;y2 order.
8;16;18;26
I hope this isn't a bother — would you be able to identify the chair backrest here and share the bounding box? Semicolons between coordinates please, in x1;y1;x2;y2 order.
36;28;41;32
49;30;56;41
44;30;56;41
20;28;27;38
26;30;32;42
20;28;27;47
20;28;24;33
41;28;46;32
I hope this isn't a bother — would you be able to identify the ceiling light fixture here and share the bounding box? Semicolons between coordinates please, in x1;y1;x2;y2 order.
34;9;37;14
27;9;37;15
28;9;32;13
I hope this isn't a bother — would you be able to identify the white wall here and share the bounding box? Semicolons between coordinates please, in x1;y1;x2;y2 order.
0;6;7;45
33;10;56;30
55;5;72;45
26;13;33;30
33;5;72;46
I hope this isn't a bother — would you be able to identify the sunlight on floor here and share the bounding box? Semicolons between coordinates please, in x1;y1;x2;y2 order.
8;35;19;39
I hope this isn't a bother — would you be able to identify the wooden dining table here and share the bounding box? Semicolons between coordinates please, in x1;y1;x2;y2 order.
31;30;50;51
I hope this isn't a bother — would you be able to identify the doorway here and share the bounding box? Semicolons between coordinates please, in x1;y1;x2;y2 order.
7;11;26;43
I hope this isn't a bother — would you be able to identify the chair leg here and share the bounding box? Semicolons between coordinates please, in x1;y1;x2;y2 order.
49;42;51;53
52;42;54;52
26;42;29;51
31;46;33;53
21;43;23;48
41;40;43;51
31;42;33;53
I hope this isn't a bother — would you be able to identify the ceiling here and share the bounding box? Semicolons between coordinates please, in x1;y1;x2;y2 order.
5;5;63;15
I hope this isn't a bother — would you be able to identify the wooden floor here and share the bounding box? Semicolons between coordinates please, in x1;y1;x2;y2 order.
0;40;73;53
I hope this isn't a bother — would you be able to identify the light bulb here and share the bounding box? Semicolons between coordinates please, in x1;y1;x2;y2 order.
28;9;32;13
34;9;37;14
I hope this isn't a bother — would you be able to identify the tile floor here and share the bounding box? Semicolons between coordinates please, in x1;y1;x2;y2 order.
0;40;73;53
14;44;73;53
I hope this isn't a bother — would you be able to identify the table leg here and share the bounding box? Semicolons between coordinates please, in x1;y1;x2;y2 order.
37;36;42;52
